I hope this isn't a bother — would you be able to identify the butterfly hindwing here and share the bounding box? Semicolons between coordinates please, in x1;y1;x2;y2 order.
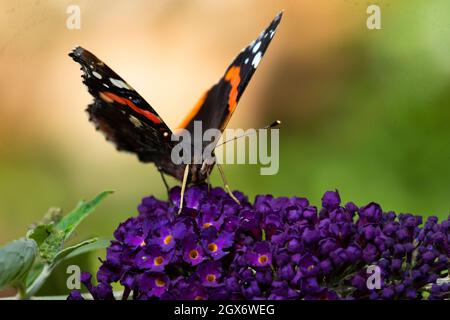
69;47;173;163
178;12;283;134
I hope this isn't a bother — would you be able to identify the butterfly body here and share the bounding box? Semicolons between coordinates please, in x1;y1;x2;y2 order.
70;12;282;185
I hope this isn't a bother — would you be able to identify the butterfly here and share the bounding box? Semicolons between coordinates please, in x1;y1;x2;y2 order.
69;12;282;210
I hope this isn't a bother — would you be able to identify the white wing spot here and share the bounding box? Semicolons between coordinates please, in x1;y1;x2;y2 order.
110;78;131;90
252;41;261;53
252;51;262;68
244;58;249;64
103;83;109;88
92;71;102;79
129;115;143;128
269;30;275;39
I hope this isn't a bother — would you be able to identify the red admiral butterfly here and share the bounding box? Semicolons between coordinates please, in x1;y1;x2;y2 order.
70;12;282;209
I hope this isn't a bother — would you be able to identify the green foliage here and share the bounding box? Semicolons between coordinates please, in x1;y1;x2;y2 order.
27;224;54;247
52;237;98;264
55;191;112;241
0;191;112;299
64;238;111;260
0;239;38;294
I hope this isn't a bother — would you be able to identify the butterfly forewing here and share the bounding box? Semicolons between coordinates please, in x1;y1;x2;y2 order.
178;12;283;134
69;47;174;163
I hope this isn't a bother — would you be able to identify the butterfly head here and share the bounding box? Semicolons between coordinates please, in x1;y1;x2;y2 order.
189;159;215;184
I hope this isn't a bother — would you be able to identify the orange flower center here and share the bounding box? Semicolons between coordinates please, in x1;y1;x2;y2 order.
155;278;166;287
153;256;164;266
258;254;269;265
206;274;216;283
189;249;199;260
207;243;218;253
203;222;212;228
194;295;204;300
163;235;173;245
139;240;146;247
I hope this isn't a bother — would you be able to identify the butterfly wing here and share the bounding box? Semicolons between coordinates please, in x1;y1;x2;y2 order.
178;12;283;134
69;46;173;163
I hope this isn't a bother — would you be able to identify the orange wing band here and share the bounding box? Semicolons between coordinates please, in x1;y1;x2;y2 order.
99;91;162;124
176;90;208;129
224;66;241;113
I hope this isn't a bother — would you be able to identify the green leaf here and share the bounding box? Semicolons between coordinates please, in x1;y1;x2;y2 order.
39;231;65;263
55;191;113;241
5;191;112;298
24;238;106;298
0;238;38;290
27;192;112;297
64;238;111;260
52;237;98;265
25;192;112;264
26;223;54;247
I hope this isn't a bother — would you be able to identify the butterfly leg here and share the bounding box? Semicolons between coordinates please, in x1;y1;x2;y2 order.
158;168;171;196
217;164;241;205
178;164;190;214
206;171;212;194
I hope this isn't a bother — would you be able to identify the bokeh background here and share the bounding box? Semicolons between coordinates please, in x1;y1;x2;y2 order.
0;0;449;295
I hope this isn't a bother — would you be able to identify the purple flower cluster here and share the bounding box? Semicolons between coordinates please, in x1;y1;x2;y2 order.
68;185;449;300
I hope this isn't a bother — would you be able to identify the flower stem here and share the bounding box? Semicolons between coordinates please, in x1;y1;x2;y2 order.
25;264;52;299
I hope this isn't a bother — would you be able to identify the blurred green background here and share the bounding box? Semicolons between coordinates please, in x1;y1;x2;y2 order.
0;0;449;296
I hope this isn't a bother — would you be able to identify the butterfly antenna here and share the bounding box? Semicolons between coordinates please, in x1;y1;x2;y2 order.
215;120;281;148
